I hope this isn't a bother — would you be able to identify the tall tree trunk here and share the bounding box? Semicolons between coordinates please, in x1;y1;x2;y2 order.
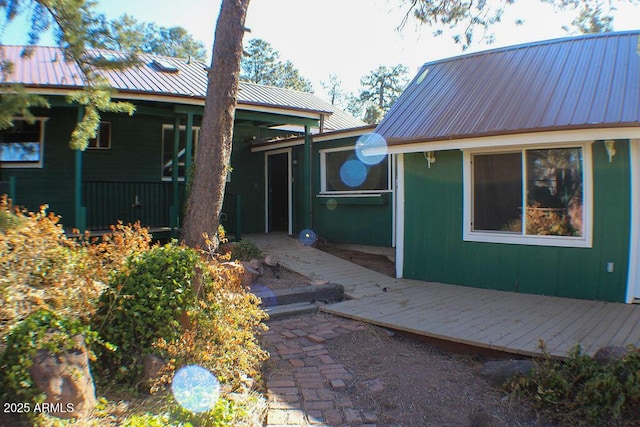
181;0;250;248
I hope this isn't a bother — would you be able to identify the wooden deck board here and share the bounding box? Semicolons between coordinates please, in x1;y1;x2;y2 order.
249;233;640;359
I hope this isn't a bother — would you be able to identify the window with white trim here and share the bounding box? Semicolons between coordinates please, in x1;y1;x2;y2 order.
464;144;592;247
161;124;200;180
320;147;391;193
0;118;46;168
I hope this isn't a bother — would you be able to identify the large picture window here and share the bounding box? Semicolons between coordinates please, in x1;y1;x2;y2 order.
0;118;46;168
465;144;591;247
320;148;390;193
161;124;200;180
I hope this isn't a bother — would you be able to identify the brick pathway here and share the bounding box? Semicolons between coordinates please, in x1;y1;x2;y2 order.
262;313;379;426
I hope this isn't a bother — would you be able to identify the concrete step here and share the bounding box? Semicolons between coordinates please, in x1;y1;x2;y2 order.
265;302;320;320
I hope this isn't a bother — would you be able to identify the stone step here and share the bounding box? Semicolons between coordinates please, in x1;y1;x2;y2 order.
265;302;320;320
253;283;344;307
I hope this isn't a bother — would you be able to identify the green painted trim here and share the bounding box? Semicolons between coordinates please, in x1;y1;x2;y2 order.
235;111;319;127
171;116;181;235
316;194;389;205
175;105;204;115
303;125;312;229
74;108;86;232
185;112;194;182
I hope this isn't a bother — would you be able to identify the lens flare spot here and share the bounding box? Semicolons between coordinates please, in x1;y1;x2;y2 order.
171;365;220;414
326;198;338;210
251;283;278;307
340;160;367;188
416;67;430;85
355;133;387;166
298;229;317;246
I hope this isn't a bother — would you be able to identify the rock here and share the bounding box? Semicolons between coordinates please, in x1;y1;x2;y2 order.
141;354;166;393
29;335;97;419
358;378;385;393
247;258;263;274
593;345;628;365
263;255;278;267
236;261;259;287
479;359;534;386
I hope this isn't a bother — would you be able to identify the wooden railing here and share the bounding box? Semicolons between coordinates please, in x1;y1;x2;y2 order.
83;181;181;230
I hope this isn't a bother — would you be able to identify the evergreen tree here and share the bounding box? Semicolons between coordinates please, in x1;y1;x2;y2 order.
348;64;409;124
240;38;313;92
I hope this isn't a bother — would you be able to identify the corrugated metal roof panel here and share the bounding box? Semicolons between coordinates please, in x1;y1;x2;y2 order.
0;45;365;131
376;31;640;145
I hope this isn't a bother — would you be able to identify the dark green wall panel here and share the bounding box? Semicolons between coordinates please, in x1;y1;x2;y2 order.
402;140;631;302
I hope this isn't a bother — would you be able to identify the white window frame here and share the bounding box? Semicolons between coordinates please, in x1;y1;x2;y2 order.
161;123;200;181
463;142;593;248
0;117;48;168
319;146;392;195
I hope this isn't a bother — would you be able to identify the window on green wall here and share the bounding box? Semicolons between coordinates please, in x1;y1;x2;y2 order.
161;124;200;180
88;122;111;149
464;144;592;248
0;118;47;168
320;147;391;193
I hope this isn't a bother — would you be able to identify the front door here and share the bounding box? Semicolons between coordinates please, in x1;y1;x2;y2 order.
266;150;291;233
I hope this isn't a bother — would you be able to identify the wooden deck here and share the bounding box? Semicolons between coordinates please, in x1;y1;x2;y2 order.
249;233;640;359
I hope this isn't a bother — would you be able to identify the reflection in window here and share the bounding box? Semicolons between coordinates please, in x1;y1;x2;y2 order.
322;149;390;193
0;119;43;165
472;147;583;237
88;122;111;149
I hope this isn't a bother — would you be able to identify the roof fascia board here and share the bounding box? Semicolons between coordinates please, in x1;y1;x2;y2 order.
250;125;377;153
18;87;327;121
235;111;319;127
385;127;640;154
251;138;304;152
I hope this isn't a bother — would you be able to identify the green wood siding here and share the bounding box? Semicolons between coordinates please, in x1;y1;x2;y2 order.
402;140;631;302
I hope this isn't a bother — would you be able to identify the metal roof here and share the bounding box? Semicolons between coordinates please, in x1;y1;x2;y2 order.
0;45;365;132
375;31;640;146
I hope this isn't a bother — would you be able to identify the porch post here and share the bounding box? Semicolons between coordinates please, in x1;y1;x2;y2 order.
74;107;86;233
185;112;194;181
303;125;312;229
170;116;181;235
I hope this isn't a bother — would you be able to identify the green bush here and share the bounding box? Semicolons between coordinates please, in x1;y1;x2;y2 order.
93;243;202;385
230;239;261;261
509;343;640;425
0;309;100;406
94;242;268;389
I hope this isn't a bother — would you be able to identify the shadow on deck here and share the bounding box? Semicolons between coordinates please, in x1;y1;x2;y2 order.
248;233;640;359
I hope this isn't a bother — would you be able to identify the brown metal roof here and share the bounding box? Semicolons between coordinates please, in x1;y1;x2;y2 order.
0;45;365;132
375;31;640;146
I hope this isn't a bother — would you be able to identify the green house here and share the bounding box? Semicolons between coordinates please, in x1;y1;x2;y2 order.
0;45;368;239
375;31;640;303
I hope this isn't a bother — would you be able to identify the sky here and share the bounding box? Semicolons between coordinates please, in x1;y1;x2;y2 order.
1;0;639;103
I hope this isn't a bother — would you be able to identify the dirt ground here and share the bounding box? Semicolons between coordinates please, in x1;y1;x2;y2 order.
260;244;545;426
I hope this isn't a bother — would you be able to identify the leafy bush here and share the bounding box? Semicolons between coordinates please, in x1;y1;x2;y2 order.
94;242;268;389
509;343;640;425
0;309;100;406
0;201;102;338
230;239;261;261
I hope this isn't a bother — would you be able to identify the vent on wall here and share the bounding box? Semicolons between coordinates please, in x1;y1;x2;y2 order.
152;59;179;73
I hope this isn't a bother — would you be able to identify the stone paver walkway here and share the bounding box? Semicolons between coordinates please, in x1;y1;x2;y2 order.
262;312;379;426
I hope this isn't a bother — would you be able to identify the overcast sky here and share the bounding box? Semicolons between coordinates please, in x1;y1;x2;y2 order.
2;0;639;102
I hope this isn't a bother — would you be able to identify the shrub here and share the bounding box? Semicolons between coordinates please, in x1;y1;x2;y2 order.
509;342;640;425
0;201;103;338
94;242;268;389
230;239;261;261
0;196;152;340
0;309;100;406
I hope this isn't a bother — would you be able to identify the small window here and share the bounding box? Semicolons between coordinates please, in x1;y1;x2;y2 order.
161;124;200;180
88;122;111;149
320;147;390;193
465;144;591;247
0;118;46;168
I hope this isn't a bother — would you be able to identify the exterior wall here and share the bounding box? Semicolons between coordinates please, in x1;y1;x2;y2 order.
402;140;631;302
3;107;78;223
311;137;393;247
